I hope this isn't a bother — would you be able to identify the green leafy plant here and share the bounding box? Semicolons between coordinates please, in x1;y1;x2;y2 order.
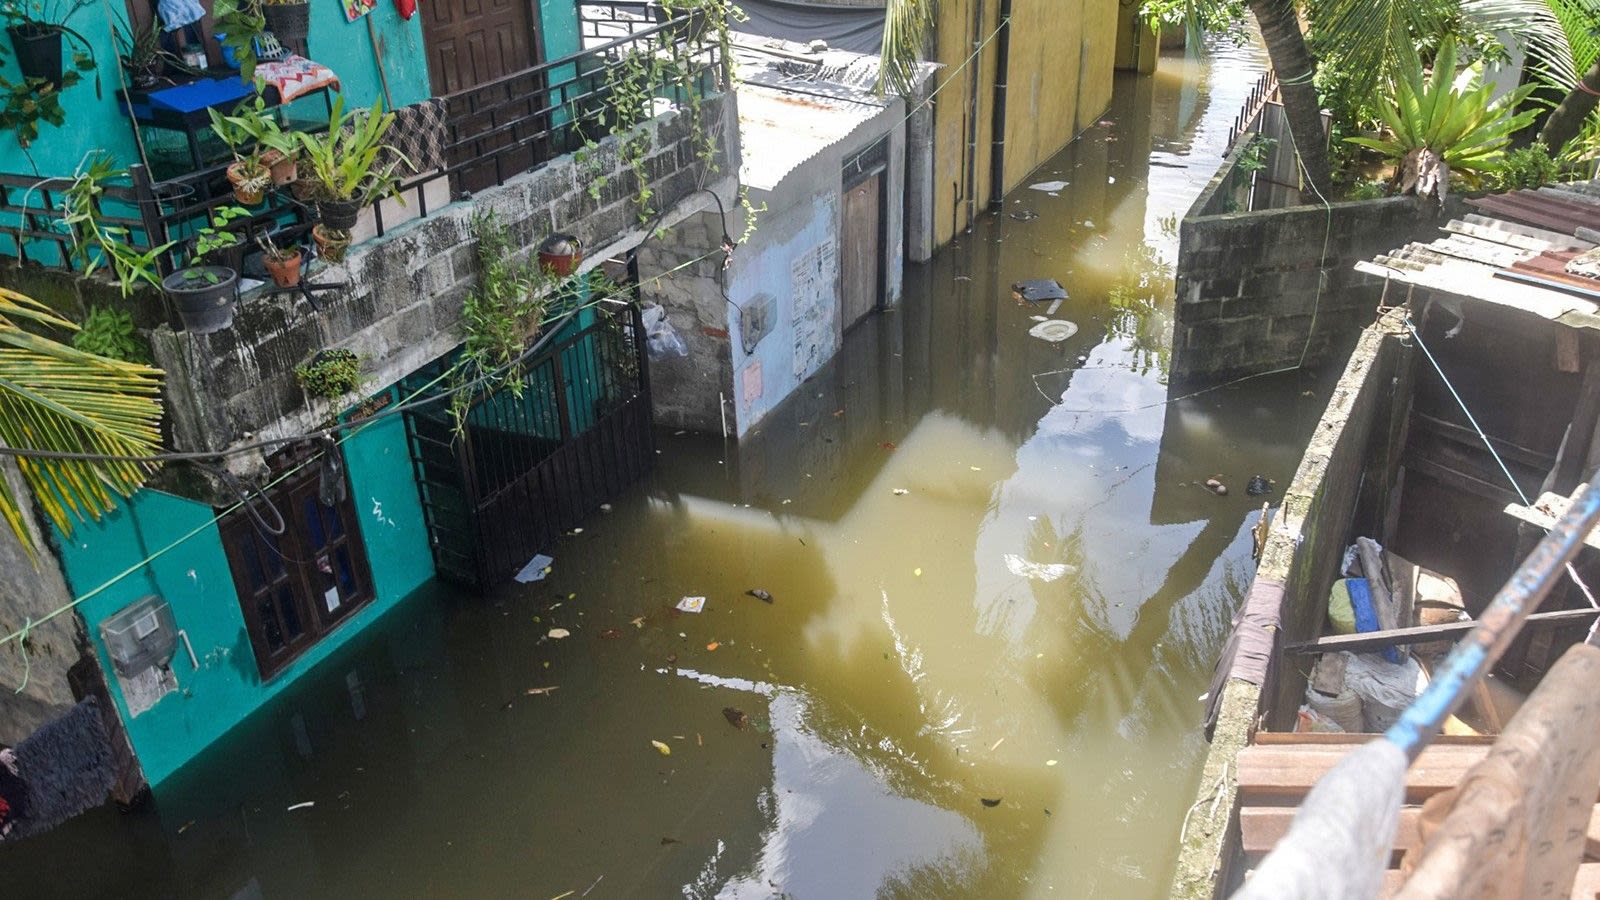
1346;177;1390;199
114;16;170;85
71;306;148;363
1345;38;1540;198
211;0;265;83
295;97;409;204
1237;135;1278;176
1497;141;1565;189
0;288;164;560
0;0;98;95
61;154;174;296
295;348;365;400
194;205;250;260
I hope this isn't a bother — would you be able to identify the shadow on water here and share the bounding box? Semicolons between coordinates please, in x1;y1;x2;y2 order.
3;37;1352;900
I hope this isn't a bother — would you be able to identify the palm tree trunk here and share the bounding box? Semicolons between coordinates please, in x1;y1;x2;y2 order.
1538;58;1600;155
1247;0;1334;199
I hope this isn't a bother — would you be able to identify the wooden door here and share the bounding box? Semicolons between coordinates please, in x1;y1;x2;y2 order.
422;0;538;96
841;174;883;331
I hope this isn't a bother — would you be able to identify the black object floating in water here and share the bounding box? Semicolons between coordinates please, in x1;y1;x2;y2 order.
1246;475;1274;496
1010;279;1068;303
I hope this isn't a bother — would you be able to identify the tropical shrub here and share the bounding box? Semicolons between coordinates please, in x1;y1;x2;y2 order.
1496;141;1564;189
1345;39;1540;198
71;306;148;363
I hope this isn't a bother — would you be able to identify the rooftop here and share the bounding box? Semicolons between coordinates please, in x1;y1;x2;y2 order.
1355;182;1600;328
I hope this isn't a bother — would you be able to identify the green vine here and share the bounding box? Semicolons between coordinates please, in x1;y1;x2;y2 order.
449;209;553;434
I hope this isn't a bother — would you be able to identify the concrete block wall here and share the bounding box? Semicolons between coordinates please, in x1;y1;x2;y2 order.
636;210;734;434
1171;194;1450;383
0;459;82;746
150;95;733;466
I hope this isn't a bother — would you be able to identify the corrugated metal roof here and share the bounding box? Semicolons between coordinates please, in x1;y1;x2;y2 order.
1356;182;1600;325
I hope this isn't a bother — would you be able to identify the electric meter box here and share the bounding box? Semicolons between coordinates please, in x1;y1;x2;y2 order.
100;595;177;677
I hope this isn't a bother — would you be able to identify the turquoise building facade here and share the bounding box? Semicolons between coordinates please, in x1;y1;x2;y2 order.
55;384;435;786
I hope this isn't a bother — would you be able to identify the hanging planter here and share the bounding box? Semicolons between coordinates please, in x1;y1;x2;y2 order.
537;233;584;277
163;266;239;334
7;24;64;86
312;224;351;263
261;0;311;43
226;160;270;205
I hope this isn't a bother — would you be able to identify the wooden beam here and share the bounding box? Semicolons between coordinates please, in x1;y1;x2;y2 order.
1557;361;1600;494
1405;452;1524;507
1285;608;1600;654
1412;411;1556;472
1504;488;1600;551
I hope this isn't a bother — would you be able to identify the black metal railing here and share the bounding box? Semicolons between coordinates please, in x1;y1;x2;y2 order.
401;296;654;592
0;4;722;283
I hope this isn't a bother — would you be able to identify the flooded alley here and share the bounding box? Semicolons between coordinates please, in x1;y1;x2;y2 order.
4;38;1343;900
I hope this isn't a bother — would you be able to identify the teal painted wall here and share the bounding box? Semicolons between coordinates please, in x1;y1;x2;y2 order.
55;387;434;786
0;0;431;177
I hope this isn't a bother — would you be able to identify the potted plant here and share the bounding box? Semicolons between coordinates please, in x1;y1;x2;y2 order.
208;104;271;205
258;230;302;287
297;97;410;230
114;17;166;89
260;0;309;45
291;156;319;200
2;0;96;91
311;223;350;263
537;232;584;277
221;93;299;185
192;205;251;272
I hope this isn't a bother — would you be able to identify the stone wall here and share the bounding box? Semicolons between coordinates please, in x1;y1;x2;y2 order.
1171;191;1452;384
1169;320;1410;898
636;210;735;434
0;459;84;746
150;94;736;467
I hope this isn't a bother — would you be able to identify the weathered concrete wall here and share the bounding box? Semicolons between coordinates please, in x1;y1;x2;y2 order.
150;94;736;465
1169;320;1408;898
931;0;1118;247
0;460;84;747
636;210;735;434
1171;192;1450;384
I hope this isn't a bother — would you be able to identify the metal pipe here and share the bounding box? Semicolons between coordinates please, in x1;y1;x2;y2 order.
1384;478;1600;760
987;0;1012;211
963;0;985;231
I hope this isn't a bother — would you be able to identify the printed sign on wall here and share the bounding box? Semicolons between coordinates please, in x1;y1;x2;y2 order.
791;237;839;381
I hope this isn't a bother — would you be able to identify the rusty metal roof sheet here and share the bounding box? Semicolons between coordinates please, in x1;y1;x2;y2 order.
1356;182;1600;326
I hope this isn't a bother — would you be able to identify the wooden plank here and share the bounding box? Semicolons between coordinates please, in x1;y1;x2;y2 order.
1505;488;1600;551
1285;608;1600;654
1242;805;1425;854
1237;743;1489;803
1375;865;1600;899
1252;732;1494;746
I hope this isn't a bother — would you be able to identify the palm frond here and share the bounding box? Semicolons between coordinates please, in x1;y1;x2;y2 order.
878;0;937;96
0;287;164;560
1460;0;1577;91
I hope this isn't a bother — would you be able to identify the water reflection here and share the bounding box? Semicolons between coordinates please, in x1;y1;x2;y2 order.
0;37;1348;900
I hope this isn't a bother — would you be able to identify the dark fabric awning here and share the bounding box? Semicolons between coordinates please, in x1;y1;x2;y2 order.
732;0;885;55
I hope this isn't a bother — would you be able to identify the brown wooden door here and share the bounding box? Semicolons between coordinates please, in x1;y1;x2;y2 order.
841;174;883;331
422;0;538;96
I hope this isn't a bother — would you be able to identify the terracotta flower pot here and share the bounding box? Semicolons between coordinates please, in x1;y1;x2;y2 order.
262;149;297;186
537;232;583;277
312;224;351;264
227;161;268;206
263;250;303;287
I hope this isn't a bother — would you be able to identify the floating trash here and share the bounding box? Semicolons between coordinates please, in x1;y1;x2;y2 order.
1028;320;1080;343
1012;279;1068;303
1004;554;1077;582
1029;180;1069;192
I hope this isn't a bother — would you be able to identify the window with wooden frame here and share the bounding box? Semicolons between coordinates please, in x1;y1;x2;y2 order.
218;446;374;680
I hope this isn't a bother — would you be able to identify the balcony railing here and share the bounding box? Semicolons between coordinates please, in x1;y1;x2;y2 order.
0;3;722;284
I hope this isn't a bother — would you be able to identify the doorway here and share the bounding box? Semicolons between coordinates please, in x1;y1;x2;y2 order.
840;149;887;332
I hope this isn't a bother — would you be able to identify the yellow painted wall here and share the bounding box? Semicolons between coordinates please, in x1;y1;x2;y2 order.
928;0;1120;248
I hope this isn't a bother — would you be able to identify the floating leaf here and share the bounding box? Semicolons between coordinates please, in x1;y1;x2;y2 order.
548;628;571;639
705;641;720;651
666;653;678;664
981;797;1002;808
745;589;773;603
525;686;559;696
629;616;646;628
723;707;749;729
651;740;672;756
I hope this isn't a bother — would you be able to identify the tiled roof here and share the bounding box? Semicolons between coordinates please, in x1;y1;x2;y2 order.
1355;182;1600;325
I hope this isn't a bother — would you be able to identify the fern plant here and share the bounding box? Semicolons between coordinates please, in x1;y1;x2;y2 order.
1345;38;1540;198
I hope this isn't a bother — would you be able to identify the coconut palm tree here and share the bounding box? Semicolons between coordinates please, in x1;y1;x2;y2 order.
1248;0;1336;197
878;0;936;96
0;288;164;560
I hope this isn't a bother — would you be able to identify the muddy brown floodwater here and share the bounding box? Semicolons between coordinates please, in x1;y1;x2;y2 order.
5;37;1342;900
